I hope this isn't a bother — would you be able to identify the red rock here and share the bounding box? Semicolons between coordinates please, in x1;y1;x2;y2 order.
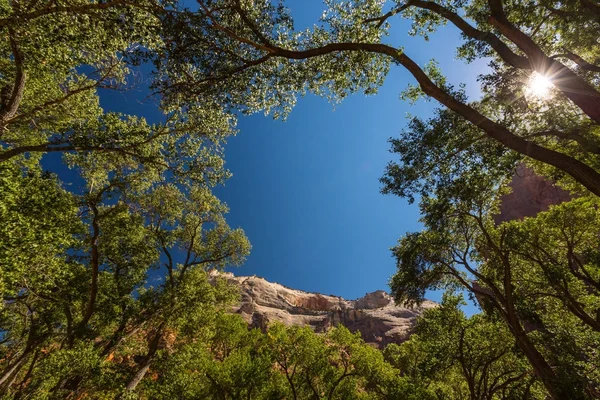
213;272;437;348
495;164;571;224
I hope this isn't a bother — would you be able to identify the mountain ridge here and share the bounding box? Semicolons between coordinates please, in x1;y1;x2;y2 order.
214;272;437;348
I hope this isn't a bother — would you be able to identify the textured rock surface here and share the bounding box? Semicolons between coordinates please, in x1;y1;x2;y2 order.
215;272;437;348
495;164;571;224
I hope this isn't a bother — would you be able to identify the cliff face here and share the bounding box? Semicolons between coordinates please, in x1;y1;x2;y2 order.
216;272;437;348
495;164;571;224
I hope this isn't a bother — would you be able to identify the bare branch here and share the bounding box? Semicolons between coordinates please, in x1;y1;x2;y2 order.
363;3;412;28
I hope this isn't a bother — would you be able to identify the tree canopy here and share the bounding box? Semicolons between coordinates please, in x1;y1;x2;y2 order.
1;0;600;398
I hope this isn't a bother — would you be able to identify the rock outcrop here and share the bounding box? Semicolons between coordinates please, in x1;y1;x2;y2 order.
216;272;437;348
495;164;571;224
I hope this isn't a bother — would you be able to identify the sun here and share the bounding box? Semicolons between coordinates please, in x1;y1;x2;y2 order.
527;73;553;99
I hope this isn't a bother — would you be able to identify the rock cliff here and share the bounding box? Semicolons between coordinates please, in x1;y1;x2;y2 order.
215;272;437;348
495;164;571;224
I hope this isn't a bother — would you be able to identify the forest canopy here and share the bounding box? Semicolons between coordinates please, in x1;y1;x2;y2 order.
1;0;599;398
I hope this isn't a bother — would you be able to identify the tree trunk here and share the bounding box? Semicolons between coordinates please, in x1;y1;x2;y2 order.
100;314;130;357
80;201;101;331
122;327;163;393
502;313;582;400
0;351;29;394
124;358;153;392
13;350;40;399
0;29;26;125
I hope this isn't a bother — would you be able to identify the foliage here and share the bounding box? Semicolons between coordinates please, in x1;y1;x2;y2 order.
147;318;432;400
2;0;600;398
0;0;252;396
386;160;600;398
148;0;600;195
385;294;544;399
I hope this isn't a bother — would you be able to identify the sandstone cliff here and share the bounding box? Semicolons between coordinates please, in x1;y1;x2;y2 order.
495;164;571;224
216;272;437;348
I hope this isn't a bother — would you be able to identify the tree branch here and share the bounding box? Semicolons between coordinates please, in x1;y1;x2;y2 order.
0;141;170;168
0;0;129;28
527;129;600;154
363;3;412;28
233;0;272;46
365;0;531;69
0;28;26;126
487;0;600;124
554;51;600;73
76;199;101;341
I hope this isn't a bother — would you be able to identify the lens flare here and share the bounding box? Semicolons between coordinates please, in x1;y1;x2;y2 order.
527;73;553;99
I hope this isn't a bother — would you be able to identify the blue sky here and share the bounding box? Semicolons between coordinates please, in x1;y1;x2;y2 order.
211;1;487;304
50;1;487;307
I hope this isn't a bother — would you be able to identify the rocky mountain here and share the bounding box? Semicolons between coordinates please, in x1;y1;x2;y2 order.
214;272;437;348
495;164;571;224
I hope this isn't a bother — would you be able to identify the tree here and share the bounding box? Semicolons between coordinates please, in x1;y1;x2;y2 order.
149;316;430;400
0;127;251;397
0;163;83;392
3;0;600;397
385;167;600;398
385;294;542;400
377;81;599;398
0;0;168;162
0;1;251;395
154;0;600;196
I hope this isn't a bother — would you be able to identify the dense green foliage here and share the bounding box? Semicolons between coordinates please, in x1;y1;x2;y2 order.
385;294;544;399
1;0;600;398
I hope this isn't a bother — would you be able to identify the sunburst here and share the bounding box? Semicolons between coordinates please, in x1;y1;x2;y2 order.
526;72;553;99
